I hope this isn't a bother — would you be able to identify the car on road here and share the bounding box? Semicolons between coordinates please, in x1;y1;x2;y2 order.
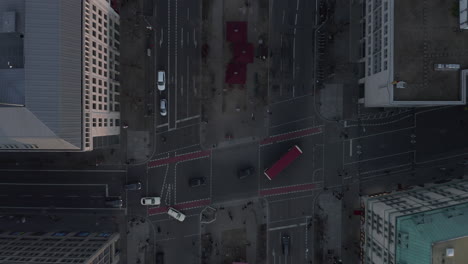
157;70;166;91
160;99;167;116
189;177;206;187
167;207;186;222
238;166;255;179
140;197;161;206
124;182;142;191
105;198;123;208
281;234;290;256
156;252;164;264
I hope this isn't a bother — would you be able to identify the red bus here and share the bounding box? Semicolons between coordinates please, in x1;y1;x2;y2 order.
264;145;303;180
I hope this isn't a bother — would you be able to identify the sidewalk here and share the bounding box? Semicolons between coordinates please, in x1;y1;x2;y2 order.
119;0;155;164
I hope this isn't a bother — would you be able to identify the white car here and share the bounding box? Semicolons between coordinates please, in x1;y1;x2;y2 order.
140;197;161;206
157;71;166;91
167;207;186;222
160;99;167;116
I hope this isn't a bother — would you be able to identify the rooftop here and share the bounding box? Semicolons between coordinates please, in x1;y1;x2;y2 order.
396;202;468;264
393;0;466;102
432;236;468;264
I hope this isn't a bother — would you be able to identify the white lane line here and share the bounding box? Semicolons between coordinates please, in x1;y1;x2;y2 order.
159;28;164;47
0;183;106;186
183;233;199;238
417;152;468;165
269;224;297;231
296;0;300;10
174;0;178;129
0;169;125;172
344;151;414;166
282;10;285;24
269;115;314;129
187;56;190;117
295;13;298;25
181;75;184;96
156;123;169;128
187;7;190;20
175;115;200;123
344;126;415;141
193;28;197;47
349;139;353;157
181;27;184;47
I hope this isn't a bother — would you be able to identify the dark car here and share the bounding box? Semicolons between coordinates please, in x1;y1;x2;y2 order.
281;234;290;256
156;252;164;264
124;182;142;191
105;198;123;208
238;167;255;179
189;177;206;187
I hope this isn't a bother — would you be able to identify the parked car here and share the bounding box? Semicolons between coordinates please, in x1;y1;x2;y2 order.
156;252;164;264
140;197;161;206
157;71;166;91
124;182;142;191
160;99;167;116
189;177;206;187
105;198;123;208
167;207;186;222
281;234;290;256
238;166;255;179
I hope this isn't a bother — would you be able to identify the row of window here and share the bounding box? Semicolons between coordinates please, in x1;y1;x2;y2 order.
92;118;120;128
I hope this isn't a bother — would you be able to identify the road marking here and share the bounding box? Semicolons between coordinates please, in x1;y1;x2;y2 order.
187;56;190;117
0;169;126;172
270;92;314;105
66;195;80;198
269;223;307;231
296;0;300;10
175;114;200;123
349;139;353;157
156;123;169;128
181;27;184;47
159;28;163;47
148;150;211;168
344;126;414;141
260;126;322;146
193;28;197;47
295;13;298;25
344;151;414;165
417;152;468;165
269;116;315;129
159;158;170;201
282;10;285;24
181;75;184;96
174;0;178;129
187;7;190;20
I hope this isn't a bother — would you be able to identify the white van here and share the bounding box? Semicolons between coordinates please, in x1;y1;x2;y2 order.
167;207;186;222
157;71;166;91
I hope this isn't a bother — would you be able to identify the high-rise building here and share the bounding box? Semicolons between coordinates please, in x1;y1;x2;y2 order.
362;178;468;264
0;0;121;151
357;0;467;107
0;231;120;263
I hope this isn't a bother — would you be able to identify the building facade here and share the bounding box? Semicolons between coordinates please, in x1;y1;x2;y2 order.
0;231;120;264
362;178;468;264
357;0;467;107
0;0;120;151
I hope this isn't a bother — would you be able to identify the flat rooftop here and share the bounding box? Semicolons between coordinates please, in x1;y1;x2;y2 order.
393;0;467;102
432;236;468;264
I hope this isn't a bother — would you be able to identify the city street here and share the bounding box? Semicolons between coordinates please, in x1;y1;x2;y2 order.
1;0;468;264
